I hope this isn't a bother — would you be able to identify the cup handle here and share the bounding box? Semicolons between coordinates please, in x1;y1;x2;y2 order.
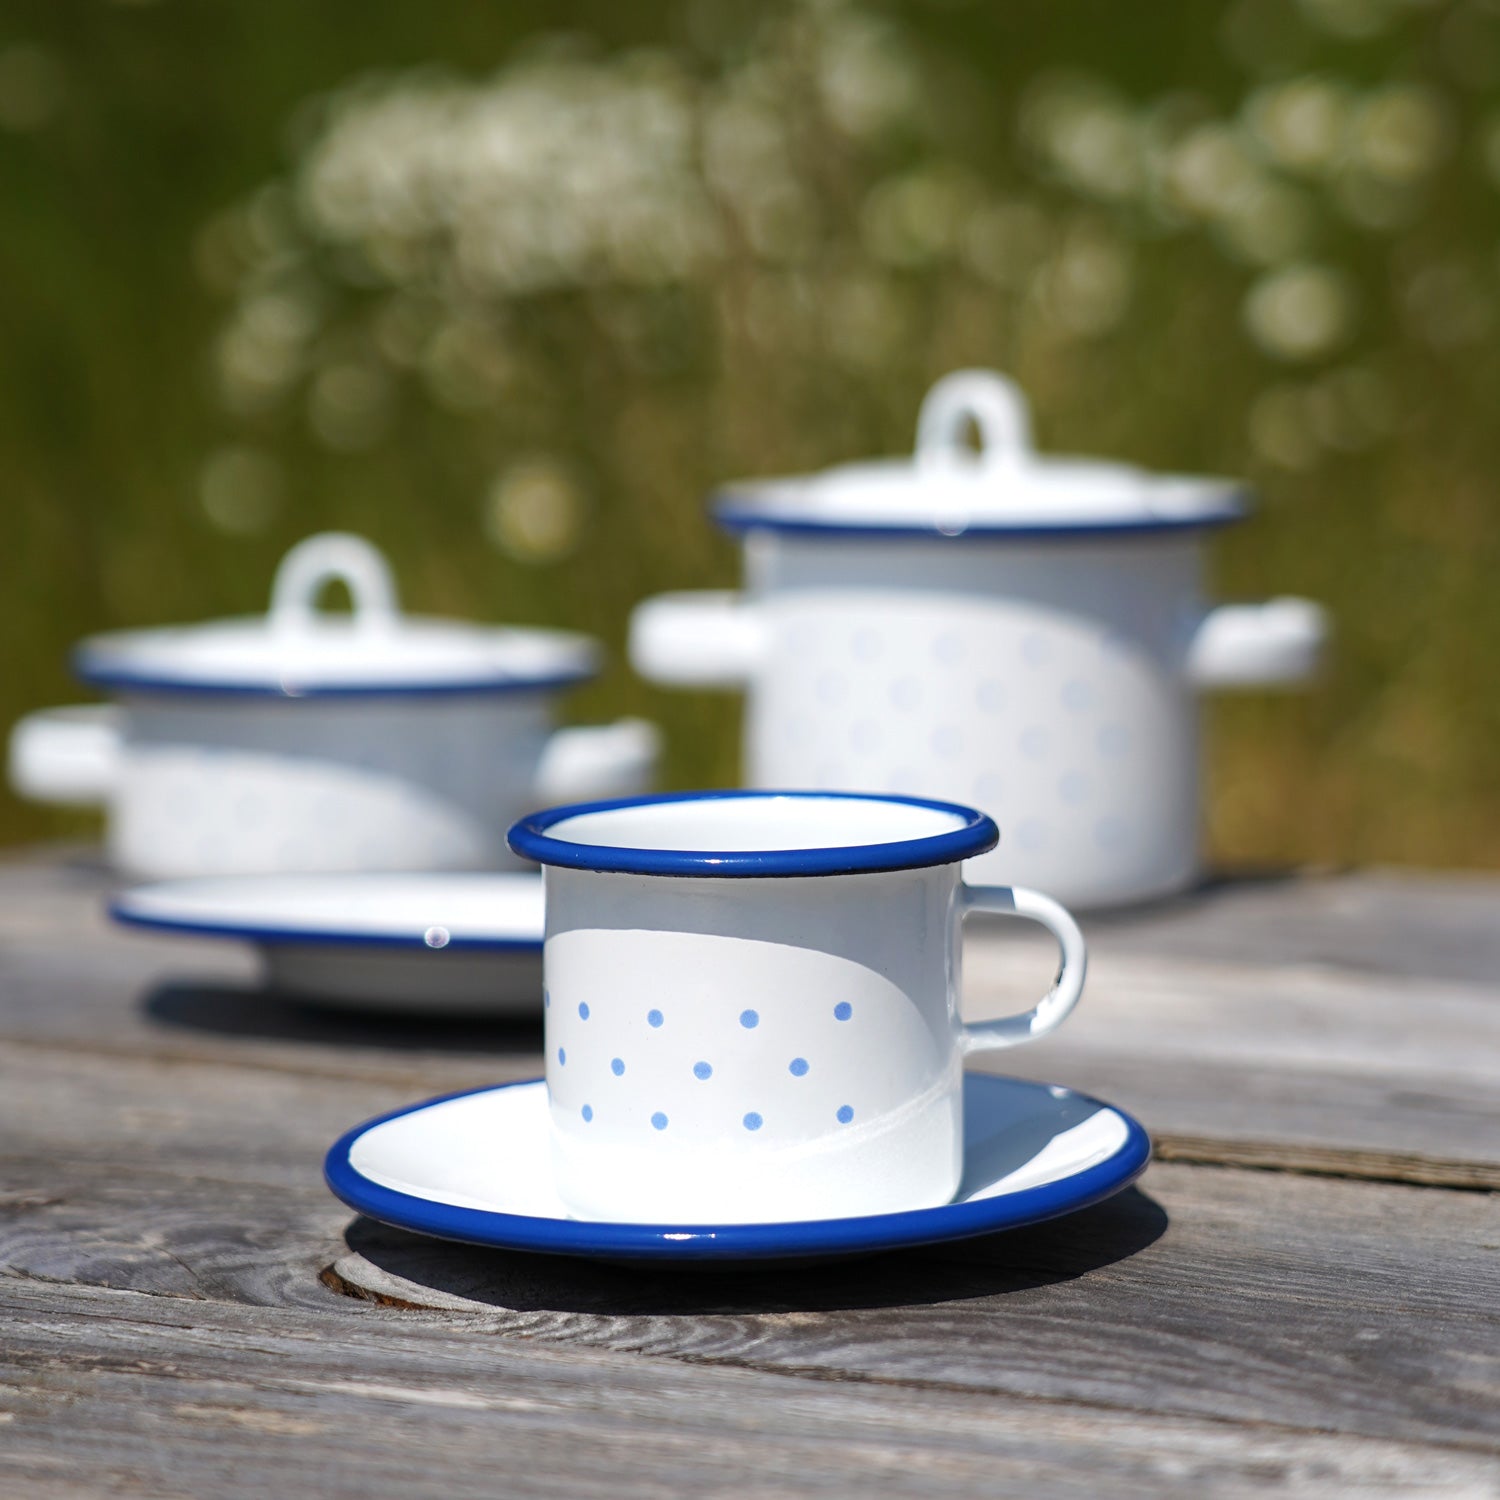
957;884;1087;1054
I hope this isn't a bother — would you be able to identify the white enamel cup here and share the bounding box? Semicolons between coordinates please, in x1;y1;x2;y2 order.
507;790;1086;1224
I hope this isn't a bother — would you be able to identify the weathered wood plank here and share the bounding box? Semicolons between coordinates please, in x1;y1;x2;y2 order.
324;1165;1500;1451
1150;1135;1500;1190
4;1278;1500;1500
10;846;1497;986
965;941;1500;1181
2;1037;1498;1452
2;850;1499;1181
3;847;1500;1493
7;943;1496;1187
1078;867;1500;987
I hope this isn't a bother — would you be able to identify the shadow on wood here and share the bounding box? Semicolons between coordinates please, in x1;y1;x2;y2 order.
141;980;544;1055
328;1184;1168;1315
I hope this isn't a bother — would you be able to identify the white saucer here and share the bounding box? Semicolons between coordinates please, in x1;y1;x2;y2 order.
111;873;543;1015
324;1074;1150;1262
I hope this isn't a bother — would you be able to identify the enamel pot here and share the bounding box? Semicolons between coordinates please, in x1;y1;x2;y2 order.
629;371;1327;910
9;533;659;878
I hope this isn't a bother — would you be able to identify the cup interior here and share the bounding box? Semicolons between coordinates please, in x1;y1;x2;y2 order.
541;793;972;854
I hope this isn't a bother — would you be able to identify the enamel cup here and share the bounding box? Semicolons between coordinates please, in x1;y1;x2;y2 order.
508;790;1086;1224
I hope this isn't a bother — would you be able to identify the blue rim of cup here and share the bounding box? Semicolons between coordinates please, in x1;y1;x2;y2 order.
507;789;999;879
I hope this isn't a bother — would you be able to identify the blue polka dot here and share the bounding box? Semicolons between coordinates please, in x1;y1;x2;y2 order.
543;991;550;1009
578;1002;590;1020
740;1009;759;1029
1062;679;1093;712
650;1111;668;1131
834;1002;852;1021
1020;726;1050;759
647;1009;663;1028
610;1057;625;1076
557;1047;566;1066
789;1057;809;1077
693;1061;712;1080
1017;819;1047;851
837;1105;854;1124
1097;724;1129;758
1095;816;1129;850
743;1112;763;1131
581;1104;593;1122
933;631;965;664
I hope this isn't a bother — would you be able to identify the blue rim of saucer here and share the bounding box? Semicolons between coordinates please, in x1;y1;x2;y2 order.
507;789;999;879
322;1075;1152;1263
108;899;542;954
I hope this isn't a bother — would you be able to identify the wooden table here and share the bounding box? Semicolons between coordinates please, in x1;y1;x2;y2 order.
2;847;1497;1497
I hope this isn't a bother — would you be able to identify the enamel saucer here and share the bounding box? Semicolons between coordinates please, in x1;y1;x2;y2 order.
110;872;543;1015
324;1073;1150;1263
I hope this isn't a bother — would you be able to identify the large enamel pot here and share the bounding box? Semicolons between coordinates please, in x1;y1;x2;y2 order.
9;534;659;878
630;372;1327;910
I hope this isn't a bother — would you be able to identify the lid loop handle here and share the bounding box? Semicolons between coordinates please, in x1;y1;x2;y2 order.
915;370;1034;473
269;533;399;634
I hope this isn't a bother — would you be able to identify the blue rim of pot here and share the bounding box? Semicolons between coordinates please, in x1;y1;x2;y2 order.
72;649;596;700
711;486;1250;540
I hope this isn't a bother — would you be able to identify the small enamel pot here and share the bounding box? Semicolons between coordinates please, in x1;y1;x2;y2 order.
508;790;1086;1224
9;533;659;878
629;371;1329;909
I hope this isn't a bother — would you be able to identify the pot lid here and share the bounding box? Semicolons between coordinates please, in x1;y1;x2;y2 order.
713;371;1248;539
74;533;599;698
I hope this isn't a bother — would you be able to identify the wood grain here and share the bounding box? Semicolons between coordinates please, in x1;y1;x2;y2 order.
4;1278;1500;1499
964;937;1500;1181
325;1163;1500;1451
5;846;1500;1495
2;852;1499;1187
2;1037;1497;1453
1072;866;1500;986
1150;1134;1500;1190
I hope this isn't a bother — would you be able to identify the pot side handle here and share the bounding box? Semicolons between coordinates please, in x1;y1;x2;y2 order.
628;591;766;689
1185;597;1329;690
532;718;661;806
8;704;121;806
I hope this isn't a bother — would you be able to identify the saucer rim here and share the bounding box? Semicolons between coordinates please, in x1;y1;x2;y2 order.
323;1075;1152;1262
108;878;544;953
110;905;541;953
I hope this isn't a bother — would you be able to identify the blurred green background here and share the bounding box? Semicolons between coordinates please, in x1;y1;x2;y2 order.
2;0;1498;869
